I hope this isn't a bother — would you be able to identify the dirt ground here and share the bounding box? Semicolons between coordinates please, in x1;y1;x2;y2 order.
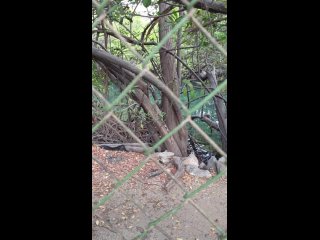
92;146;227;240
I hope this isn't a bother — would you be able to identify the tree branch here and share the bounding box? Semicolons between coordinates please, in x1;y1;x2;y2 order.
188;17;227;33
174;0;227;14
140;5;174;47
92;47;184;116
92;39;107;52
93;29;157;46
191;115;220;132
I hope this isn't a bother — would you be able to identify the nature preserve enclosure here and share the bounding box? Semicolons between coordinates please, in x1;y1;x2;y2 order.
92;0;227;239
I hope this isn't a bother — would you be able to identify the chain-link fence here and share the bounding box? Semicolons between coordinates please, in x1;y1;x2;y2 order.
92;0;227;239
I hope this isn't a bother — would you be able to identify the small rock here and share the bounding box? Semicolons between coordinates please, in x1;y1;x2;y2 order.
217;162;227;174
218;156;227;164
159;158;171;164
199;162;206;169
199;156;216;170
216;157;227;175
158;151;174;164
182;153;199;166
107;156;124;163
185;165;211;178
206;156;216;169
157;151;174;158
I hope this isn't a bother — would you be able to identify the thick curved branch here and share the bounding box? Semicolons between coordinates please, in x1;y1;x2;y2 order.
106;67;182;154
175;0;227;14
92;47;184;115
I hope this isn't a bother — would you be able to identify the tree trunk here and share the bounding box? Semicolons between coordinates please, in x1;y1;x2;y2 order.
104;64;183;155
176;7;184;86
207;69;227;152
92;46;188;156
159;2;188;157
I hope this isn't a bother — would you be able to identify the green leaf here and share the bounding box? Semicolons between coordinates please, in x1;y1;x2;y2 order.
190;89;196;99
142;0;151;7
175;16;183;24
172;11;178;19
182;79;190;84
187;82;194;91
168;15;175;23
183;87;187;96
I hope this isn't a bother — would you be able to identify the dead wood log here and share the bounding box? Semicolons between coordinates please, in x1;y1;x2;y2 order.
98;143;161;153
99;143;148;153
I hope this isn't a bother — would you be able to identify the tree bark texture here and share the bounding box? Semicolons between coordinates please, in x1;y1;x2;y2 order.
159;2;188;157
207;70;227;152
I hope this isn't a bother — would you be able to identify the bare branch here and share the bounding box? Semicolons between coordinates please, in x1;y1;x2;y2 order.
175;0;227;14
191;115;220;132
92;39;107;52
140;5;174;47
188;17;227;33
93;29;157;46
92;47;187;115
